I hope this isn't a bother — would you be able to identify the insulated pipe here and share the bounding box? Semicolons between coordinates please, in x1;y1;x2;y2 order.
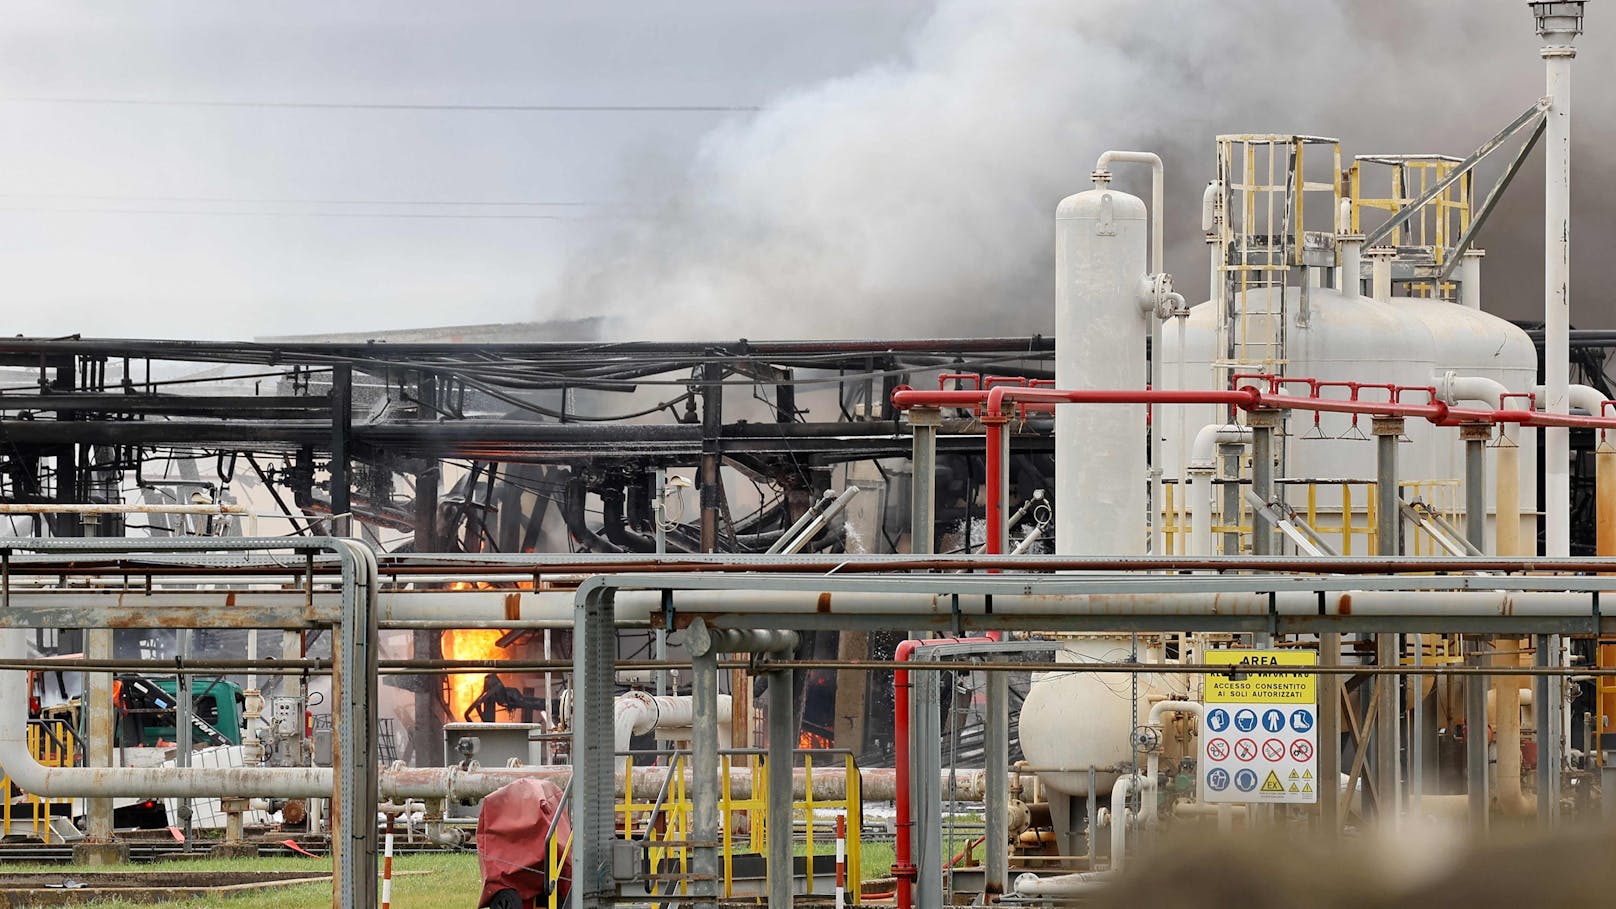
768;489;835;555
1438;373;1511;409
1109;774;1138;871
1540;7;1579;562
1368;247;1395;302
612;692;731;773
1190;425;1251;556
778;486;859;556
1013;871;1112;897
1599;439;1616;558
1338;200;1364;296
1533;383;1609;415
1462;425;1492;833
1459;249;1485;310
1144;700;1203;826
1093;151;1164;273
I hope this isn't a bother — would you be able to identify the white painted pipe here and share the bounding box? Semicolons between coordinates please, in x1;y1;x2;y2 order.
377;586;1608;626
1368;247;1394;302
1338;199;1364;296
1543;22;1576;561
0;504;247;515
1013;871;1112;897
613;692;731;772
1093;150;1165;557
779;486;859;555
1533;383;1609;415
1109;774;1138;871
1459;249;1485;310
1438;372;1511;409
1187;424;1250;557
1144;700;1203;827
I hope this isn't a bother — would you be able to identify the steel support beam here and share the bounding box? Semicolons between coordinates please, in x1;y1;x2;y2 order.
1462;426;1491;832
572;587;619;909
1249;410;1280;556
909;407;940;557
984;671;1010;896
1374;417;1404;822
768;669;795;908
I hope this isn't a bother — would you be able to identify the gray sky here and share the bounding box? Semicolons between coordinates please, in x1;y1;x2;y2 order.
1;2;1610;341
0;2;927;339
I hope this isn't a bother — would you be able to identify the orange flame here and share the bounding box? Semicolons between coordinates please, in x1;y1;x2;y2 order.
442;628;510;719
798;729;834;750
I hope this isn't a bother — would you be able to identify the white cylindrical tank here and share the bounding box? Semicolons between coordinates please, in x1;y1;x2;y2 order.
1159;285;1537;552
1054;186;1149;555
1017;636;1181;796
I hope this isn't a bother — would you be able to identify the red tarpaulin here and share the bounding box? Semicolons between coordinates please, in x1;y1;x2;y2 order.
477;778;571;909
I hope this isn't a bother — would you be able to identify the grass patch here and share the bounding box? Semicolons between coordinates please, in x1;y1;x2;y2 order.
6;852;481;909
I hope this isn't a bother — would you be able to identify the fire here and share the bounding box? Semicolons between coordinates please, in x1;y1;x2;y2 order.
442;629;511;719
798;729;834;750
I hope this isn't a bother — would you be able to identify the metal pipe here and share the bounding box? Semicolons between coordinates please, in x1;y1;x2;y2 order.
1459;249;1485;309
1369;247;1395;302
984;672;1009;897
1108;774;1137;871
1540;4;1580;562
0;503;247;515
908;408;941;557
769;490;834;555
1090;152;1166;558
84;628;115;844
778;486;859;556
1144;700;1203;826
690;641;721;909
767;669;794;908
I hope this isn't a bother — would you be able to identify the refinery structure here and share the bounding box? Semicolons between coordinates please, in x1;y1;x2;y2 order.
6;3;1616;908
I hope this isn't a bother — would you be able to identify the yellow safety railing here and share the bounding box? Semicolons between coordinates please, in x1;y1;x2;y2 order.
1347;154;1473;300
1401;479;1462;556
1169;476;1458;557
611;748;863;902
2;718;78;841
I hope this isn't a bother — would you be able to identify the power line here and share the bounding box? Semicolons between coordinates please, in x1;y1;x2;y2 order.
0;96;760;113
0;193;616;208
0;205;619;221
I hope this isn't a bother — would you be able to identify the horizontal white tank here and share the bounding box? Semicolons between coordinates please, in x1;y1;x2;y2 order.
1159;285;1537;552
1018;636;1181;796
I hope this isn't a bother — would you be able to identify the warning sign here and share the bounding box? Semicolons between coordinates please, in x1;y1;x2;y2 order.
1200;649;1318;806
1204;650;1317;703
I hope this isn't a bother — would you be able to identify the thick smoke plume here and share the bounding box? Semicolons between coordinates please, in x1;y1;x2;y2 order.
559;0;1616;339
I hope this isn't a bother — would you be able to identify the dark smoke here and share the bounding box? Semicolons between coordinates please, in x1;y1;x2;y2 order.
556;0;1616;339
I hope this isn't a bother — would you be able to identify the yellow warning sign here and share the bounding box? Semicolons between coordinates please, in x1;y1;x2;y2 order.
1288;769;1299;779
1290;782;1300;792
1302;769;1313;779
1260;770;1285;793
1204;650;1317;703
1302;783;1313;793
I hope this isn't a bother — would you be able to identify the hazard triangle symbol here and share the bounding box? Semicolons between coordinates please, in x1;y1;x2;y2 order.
1260;770;1285;793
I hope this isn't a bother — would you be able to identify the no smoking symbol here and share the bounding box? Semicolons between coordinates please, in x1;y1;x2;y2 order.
1233;738;1257;761
1261;739;1285;762
1206;738;1230;761
1291;739;1314;762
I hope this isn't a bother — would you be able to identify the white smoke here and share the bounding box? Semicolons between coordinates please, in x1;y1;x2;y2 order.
557;0;1609;339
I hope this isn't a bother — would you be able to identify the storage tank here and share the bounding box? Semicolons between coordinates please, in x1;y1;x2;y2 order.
1017;636;1180;797
1029;180;1179;800
1053;183;1150;557
1158;280;1537;552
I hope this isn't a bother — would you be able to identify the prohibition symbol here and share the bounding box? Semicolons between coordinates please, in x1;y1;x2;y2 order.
1261;738;1285;762
1233;738;1258;762
1206;738;1231;761
1290;739;1314;762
